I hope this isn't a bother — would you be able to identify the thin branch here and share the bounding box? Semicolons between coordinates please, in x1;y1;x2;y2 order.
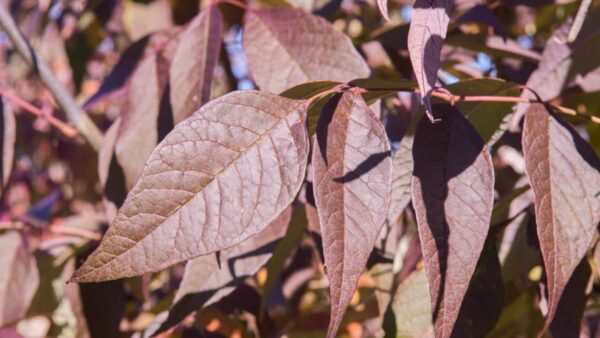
357;85;600;124
0;221;101;241
48;224;102;241
0;89;79;138
0;4;102;150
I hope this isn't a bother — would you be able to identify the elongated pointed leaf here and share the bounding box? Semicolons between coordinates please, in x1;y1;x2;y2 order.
71;91;309;283
0;96;15;196
388;111;421;224
377;0;391;21
312;91;392;338
170;5;223;124
243;8;370;93
0;231;39;326
115;53;172;190
143;207;292;337
521;103;600;330
407;0;451;120
389;268;434;338
411;104;494;338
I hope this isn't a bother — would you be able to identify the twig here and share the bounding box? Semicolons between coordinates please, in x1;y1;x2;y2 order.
0;89;79;138
48;224;102;241
356;85;600;124
0;220;101;241
0;4;102;150
567;0;592;43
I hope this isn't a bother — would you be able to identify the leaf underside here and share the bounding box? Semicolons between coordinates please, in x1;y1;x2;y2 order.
71;91;309;283
312;91;392;338
411;103;494;338
522;103;600;330
243;8;370;94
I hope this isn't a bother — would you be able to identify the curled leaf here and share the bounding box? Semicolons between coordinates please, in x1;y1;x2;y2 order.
71;91;309;283
312;91;392;338
243;8;370;93
407;0;451;121
521;103;600;330
411;104;494;338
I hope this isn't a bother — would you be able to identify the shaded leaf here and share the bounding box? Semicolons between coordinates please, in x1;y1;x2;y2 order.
280;81;340;100
455;5;507;39
0;96;15;196
387;268;434;338
83;35;151;108
407;0;451;120
243;8;370;93
441;78;521;144
115;52;172;190
549;258;591;337
411;104;494;338
71;91;309;282
388;111;421;224
143;207;293;337
445;35;541;61
260;205;308;316
312;91;392;338
98;118;124;220
521;103;600;330
170;5;223;124
0;231;39;326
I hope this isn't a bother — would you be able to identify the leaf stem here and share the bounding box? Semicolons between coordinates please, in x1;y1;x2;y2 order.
355;85;600;124
0;221;101;241
0;4;102;149
0;89;79;138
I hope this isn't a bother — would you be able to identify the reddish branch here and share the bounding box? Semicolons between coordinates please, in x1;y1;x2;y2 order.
0;4;102;149
0;89;79;138
0;221;101;241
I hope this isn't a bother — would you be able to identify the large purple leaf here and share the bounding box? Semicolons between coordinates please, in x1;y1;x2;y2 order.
71;91;309;283
522;103;600;331
243;8;370;94
170;5;223;124
411;104;494;338
312;91;392;338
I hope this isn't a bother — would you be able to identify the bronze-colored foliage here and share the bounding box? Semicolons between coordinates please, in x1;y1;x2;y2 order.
3;1;600;337
243;8;370;93
312;91;392;338
522;103;600;331
412;104;495;338
71;91;309;282
169;5;223;123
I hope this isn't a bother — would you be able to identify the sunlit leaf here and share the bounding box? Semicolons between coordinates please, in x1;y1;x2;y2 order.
243;8;370;93
312;91;392;338
411;103;494;338
71;91;309;283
